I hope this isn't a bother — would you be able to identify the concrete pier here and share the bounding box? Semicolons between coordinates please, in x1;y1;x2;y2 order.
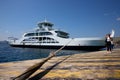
0;48;120;80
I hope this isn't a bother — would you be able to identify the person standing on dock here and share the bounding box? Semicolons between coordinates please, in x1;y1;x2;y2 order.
105;30;115;53
105;34;112;53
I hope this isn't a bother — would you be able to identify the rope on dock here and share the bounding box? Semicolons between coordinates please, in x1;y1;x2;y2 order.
13;39;74;80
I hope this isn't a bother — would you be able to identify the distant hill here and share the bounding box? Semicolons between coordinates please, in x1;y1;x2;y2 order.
0;40;8;43
113;37;120;46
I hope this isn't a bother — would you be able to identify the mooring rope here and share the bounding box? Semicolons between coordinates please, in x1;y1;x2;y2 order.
13;38;74;80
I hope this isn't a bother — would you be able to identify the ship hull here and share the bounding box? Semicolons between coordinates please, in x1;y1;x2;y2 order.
10;44;105;51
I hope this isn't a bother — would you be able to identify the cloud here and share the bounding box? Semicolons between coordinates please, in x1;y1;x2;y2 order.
116;17;120;21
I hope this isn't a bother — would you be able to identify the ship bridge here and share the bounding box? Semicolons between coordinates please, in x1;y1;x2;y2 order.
37;20;54;31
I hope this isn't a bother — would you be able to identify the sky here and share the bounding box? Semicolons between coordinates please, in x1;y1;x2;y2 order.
0;0;120;41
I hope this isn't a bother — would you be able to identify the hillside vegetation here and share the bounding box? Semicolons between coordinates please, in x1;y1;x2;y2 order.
113;37;120;46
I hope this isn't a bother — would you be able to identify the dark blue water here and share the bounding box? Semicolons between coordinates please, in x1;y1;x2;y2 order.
0;41;88;63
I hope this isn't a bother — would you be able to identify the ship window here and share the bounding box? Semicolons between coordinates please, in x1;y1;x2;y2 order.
24;32;52;37
37;37;59;43
36;33;38;36
24;33;38;37
55;31;69;38
39;32;52;36
24;33;33;36
23;38;37;42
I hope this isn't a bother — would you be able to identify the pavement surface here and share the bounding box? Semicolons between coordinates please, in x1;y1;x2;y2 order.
0;48;120;80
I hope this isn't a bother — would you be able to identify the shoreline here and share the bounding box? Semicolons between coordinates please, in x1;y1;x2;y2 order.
0;48;120;80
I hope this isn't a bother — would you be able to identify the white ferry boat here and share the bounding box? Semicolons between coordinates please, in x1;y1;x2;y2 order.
9;20;106;50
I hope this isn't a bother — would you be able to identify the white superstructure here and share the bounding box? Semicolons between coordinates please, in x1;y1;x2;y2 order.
9;20;105;50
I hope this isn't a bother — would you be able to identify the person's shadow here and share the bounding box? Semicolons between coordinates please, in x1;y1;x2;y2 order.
28;55;72;80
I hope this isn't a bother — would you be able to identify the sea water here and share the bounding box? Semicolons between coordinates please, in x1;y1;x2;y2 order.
0;41;88;63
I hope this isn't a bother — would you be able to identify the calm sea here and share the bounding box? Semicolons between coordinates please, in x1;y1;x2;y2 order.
0;41;88;63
